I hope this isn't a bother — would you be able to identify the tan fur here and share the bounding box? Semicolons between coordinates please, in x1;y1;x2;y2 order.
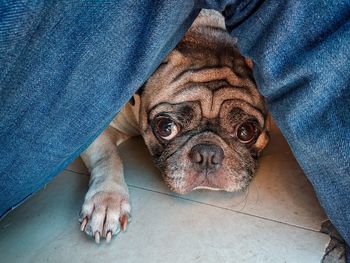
79;9;269;243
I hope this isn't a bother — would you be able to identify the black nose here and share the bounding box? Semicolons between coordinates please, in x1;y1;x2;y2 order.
189;144;224;170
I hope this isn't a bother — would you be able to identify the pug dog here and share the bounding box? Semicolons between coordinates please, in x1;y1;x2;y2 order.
79;9;269;243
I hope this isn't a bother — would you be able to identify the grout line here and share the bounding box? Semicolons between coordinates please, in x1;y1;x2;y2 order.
65;169;89;175
64;168;325;235
127;184;325;235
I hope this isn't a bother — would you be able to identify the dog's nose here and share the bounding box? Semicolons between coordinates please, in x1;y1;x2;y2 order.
189;144;224;170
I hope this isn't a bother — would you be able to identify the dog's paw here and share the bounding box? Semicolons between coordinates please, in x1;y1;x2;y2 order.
79;191;131;243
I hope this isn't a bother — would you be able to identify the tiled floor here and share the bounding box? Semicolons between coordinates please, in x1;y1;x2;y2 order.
0;123;329;262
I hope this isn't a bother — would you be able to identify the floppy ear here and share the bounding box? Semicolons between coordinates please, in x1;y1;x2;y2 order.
129;82;146;106
245;58;254;70
253;113;271;154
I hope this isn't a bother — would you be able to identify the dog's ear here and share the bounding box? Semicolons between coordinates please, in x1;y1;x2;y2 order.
245;58;254;70
129;83;146;106
253;113;271;155
129;96;136;106
265;113;272;132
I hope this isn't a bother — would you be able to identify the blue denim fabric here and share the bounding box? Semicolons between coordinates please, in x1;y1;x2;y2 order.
0;0;349;255
0;0;200;214
222;0;350;248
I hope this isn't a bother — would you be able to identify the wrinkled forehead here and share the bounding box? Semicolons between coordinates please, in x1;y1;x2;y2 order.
146;66;266;125
141;35;267;127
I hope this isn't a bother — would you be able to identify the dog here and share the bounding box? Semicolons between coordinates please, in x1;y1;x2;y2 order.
79;10;269;243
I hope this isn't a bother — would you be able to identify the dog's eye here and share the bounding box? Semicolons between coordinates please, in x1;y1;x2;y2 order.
237;121;258;143
155;116;179;140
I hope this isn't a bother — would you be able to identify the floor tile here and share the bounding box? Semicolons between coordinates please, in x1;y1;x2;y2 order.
0;170;328;263
66;157;88;175
67;121;327;231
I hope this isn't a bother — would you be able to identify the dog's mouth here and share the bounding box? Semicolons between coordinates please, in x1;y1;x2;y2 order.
191;178;221;191
163;179;229;195
163;168;252;195
153;131;259;195
163;175;213;195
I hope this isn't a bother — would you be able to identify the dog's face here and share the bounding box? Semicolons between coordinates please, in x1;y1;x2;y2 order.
138;22;269;194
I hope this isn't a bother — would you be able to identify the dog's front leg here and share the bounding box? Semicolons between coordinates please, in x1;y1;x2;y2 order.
79;126;131;243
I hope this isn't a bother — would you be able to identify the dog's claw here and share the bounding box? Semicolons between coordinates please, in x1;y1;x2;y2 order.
80;218;87;231
94;231;100;244
79;191;131;243
106;231;112;243
120;214;128;231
